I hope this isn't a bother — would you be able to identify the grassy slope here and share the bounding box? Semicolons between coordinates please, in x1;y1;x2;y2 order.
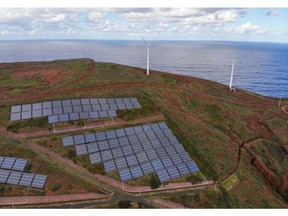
0;59;287;208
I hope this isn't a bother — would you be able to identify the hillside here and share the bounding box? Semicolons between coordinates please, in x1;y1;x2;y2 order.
0;59;287;208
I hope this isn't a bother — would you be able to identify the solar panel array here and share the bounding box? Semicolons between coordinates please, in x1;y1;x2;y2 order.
62;122;200;183
10;98;142;123
0;156;47;189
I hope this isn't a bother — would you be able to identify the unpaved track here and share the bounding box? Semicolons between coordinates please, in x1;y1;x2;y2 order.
152;198;185;208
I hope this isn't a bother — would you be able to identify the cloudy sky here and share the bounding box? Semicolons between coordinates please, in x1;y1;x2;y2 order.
0;8;287;42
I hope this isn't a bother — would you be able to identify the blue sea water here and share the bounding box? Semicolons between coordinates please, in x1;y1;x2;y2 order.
0;40;287;98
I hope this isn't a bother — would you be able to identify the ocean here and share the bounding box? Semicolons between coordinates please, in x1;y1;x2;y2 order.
0;40;287;98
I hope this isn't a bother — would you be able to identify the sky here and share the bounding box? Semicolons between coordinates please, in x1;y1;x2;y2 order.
0;7;287;42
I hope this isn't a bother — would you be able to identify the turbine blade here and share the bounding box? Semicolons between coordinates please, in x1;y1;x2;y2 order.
142;36;148;45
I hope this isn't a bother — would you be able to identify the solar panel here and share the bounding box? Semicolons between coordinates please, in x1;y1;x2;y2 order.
12;158;28;171
115;157;128;170
92;104;101;111
69;112;80;121
151;159;164;171
74;134;85;145
31;174;47;189
108;110;117;117
118;137;129;147
105;130;117;139
42;101;52;109
103;160;117;173
119;168;133;182
85;133;96;143
62;136;74;147
123;98;131;104
99;111;108;118
109;104;118;110
115;128;126;137
100;104;110;111
0;169;10;183
10;113;21;121
166;166;181;179
59;114;69;122
63;106;73;114
117;103;126;110
130;165;143;179
43;108;53;116
0;156;4;166
22;104;32;112
146;149;159;161
186;161;200;173
1;157;16;170
89;111;99;119
176;163;191;176
83;104;92;112
89;152;102;164
52;100;62;108
100;149;113;161
95;132;106;141
170;154;183;165
126;154;139;167
21;111;32;120
6;171;22;185
18;173;35;187
107;98;115;104
87;142;99;153
79;112;89;120
32;102;42;110
108;138;120;149
122;145;134;156
140;161;154;175
62;100;72;106
112;147;124;159
73;105;83;112
89;99;99;105
155;169;171;183
125;103;134;109
11;105;21;113
136;152;149;164
71;99;81;105
31;110;42;118
75;145;88;156
98;140;110;151
81;98;90;105
98;98;107;104
161;158;174;169
48;115;59;124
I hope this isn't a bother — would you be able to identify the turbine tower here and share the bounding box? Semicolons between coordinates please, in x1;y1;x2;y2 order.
229;59;236;92
142;36;151;75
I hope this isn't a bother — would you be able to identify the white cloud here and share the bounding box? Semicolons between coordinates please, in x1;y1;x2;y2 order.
266;10;279;16
236;22;268;34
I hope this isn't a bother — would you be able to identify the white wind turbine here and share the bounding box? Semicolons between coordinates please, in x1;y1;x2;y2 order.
142;36;151;75
229;59;236;92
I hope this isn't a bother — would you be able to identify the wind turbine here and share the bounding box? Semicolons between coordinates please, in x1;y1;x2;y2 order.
229;59;236;92
142;36;151;75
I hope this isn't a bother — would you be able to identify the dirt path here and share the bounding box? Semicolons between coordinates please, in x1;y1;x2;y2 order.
152;198;185;208
0;193;109;207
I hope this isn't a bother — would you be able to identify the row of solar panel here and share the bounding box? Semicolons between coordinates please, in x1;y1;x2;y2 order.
62;122;170;147
47;110;117;124
0;156;28;172
11;98;141;113
0;169;47;189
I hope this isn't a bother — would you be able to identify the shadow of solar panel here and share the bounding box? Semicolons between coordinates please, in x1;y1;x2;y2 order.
103;160;117;173
32;102;42;110
79;112;89;119
6;171;22;185
62;136;74;147
0;156;4;166
85;133;96;143
12;158;28;171
10;113;21;121
105;130;117;139
89;99;99;105
117;103;126;110
176;163;191;176
100;149;113;161
43;108;53;116
119;168;133;182
130;165;143;179
140;161;154;175
0;169;10;183
155;169;171;183
161;158;174;168
62;100;72;106
126;154;139;167
108;110;117;117
42;101;52;109
107;98;115;104
83;104;92;112
1;157;16;170
22;104;32;112
48;115;59;124
89;152;102;164
151;159;164;171
73;105;83;112
108;138;120;149
22;111;32;120
74;134;85;145
58;114;69;122
69;112;80;121
166;166;181;179
31;174;47;189
53;106;63;115
11;105;21;113
121;145;134;156
63;106;73;113
112;147;124;159
98;98;107;104
99;111;108;118
81;98;90;105
100;104;110;111
87;142;99;153
92;104;101;111
71;99;81;105
186;161;200;173
75;145;88;156
19;173;35;187
89;111;99;119
52;100;62;108
108;104;118;110
98;140;109;151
